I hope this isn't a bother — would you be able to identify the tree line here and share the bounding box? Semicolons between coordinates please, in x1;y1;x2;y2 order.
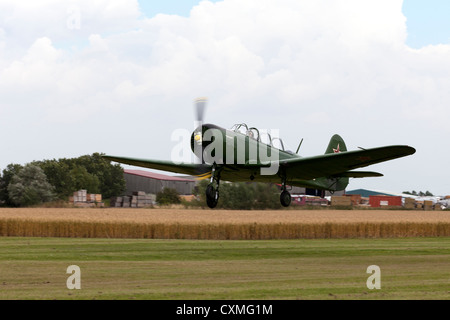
0;153;125;207
188;180;281;209
403;190;434;196
156;180;282;209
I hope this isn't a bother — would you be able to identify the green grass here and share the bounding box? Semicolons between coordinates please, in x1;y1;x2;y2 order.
0;237;449;300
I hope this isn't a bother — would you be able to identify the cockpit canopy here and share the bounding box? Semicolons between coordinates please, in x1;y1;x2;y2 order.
230;123;290;152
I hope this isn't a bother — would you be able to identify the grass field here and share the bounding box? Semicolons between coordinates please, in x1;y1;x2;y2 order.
0;237;449;300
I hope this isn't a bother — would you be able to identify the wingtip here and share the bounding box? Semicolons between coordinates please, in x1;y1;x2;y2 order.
406;146;416;155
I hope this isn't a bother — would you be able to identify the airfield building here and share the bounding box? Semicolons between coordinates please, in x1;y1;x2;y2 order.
123;169;196;196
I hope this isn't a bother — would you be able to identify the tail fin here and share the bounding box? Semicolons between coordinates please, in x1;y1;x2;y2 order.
325;134;347;154
324;134;348;191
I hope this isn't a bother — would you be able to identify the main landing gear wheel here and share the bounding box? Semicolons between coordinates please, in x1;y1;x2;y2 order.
205;163;221;209
280;190;291;207
206;183;219;209
279;173;291;207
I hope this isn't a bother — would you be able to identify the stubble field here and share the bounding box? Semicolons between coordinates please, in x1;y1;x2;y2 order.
0;208;449;239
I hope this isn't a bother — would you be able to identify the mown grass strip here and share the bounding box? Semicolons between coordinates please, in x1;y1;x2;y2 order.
0;237;449;300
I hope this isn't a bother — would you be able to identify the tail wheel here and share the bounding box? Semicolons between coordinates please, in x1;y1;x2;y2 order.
280;190;291;207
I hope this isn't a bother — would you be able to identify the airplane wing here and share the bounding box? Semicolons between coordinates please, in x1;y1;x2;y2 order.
102;155;211;176
331;171;383;178
281;145;416;180
103;155;271;181
104;145;414;183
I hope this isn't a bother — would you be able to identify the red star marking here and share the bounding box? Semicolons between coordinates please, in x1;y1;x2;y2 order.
357;156;372;162
333;144;341;153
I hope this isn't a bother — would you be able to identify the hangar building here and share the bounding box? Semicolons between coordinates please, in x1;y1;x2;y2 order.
346;189;405;198
122;169;343;198
123;169;196;196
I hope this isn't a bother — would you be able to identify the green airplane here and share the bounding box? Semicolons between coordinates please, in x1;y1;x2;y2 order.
103;98;416;208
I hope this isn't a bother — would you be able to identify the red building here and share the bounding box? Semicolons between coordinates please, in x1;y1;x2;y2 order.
369;195;402;208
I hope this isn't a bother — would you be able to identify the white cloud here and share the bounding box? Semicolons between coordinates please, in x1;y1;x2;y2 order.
0;0;141;53
0;0;449;194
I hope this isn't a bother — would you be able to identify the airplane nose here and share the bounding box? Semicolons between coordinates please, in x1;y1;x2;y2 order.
190;125;205;156
190;123;224;159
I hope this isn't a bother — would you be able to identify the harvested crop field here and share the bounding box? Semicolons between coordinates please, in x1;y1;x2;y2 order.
0;208;449;239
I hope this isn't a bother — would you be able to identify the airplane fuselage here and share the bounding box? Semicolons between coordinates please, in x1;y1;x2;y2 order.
190;123;345;192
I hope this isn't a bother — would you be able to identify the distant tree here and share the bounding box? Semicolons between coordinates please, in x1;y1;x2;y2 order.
0;153;125;207
219;182;254;209
418;190;434;197
35;153;125;199
0;164;23;207
252;183;280;209
403;190;434;197
193;180;209;205
7;164;55;207
70;153;125;198
193;181;281;210
156;188;181;205
36;159;74;199
69;165;100;194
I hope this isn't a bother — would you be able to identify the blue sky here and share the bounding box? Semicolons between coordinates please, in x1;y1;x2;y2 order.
138;0;220;18
402;0;450;48
138;0;450;49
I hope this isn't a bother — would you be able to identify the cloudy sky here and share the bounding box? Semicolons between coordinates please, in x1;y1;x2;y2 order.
1;0;449;195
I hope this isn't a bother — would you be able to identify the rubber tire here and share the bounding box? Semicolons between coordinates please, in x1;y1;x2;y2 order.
280;190;291;207
206;197;218;209
206;184;215;199
206;184;219;208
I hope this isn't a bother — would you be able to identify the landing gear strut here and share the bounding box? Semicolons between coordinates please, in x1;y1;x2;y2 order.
280;176;291;207
206;164;221;208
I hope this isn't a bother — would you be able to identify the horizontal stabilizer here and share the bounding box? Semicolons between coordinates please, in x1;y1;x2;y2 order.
332;171;383;178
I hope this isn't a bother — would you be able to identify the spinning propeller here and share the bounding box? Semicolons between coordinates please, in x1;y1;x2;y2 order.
192;97;209;173
195;97;207;125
